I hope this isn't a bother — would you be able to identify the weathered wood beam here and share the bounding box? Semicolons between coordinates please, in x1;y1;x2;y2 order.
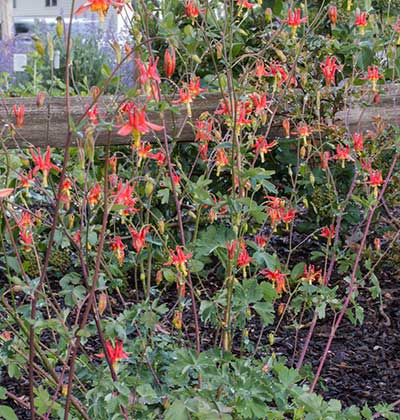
1;85;400;148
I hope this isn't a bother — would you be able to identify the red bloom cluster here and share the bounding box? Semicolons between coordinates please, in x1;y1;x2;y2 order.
264;196;296;231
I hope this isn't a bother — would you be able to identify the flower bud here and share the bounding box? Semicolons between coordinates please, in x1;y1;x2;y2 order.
36;91;47;108
158;219;165;235
47;33;54;62
164;45;176;79
282;119;290;137
145;180;154;197
156;269;163;285
374;238;381;252
265;7;272;23
328;5;337;27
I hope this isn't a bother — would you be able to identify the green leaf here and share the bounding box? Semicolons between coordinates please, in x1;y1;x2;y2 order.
253;302;275;325
0;405;18;420
164;400;189;420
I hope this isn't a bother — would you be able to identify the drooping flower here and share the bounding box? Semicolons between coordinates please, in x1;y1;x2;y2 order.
281;209;296;229
352;132;364;152
135;57;161;86
333;144;353;168
320;151;331;171
30;146;61;187
128;225;150;253
320;56;340;86
237;242;253;278
149;150;166;166
88;182;102;206
255;233;268;248
260;268;287;294
283;8;308;38
254;60;268;79
320;224;335;244
360;66;383;92
215;148;229;176
16;212;33;251
292;123;312;145
13;104;25;128
393;18;400;45
226;240;238;260
302;264;323;285
237;0;254;12
110;236;125;266
354;11;368;34
368;169;383;197
184;0;202;20
173;76;206;118
60;178;73;211
165;246;192;276
75;0;110;20
97;339;129;369
254;136;277;162
113;180;138;216
118;103;163;147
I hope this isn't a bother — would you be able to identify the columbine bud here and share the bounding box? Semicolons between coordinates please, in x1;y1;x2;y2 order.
36;91;47;108
156;269;163;285
13;104;25;128
172;311;182;330
98;293;108;315
90;86;101;99
164;45;176;79
374;238;381;252
328;5;337;27
282;119;290;137
145;179;154;197
277;302;285;315
216;42;223;59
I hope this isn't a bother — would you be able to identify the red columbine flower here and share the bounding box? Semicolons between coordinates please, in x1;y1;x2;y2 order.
86;104;99;125
97;339;128;369
249;93;270;120
321;224;335;244
267;61;292;89
135;57;161;87
368;169;383;197
302;264;323;285
354;11;368;34
215;148;229;176
118;103;163;147
60;178;73;211
281;209;296;229
75;0;110;20
149;150;166;166
360;66;383;92
110;236;125;266
255;60;268;79
333;144;353;168
184;0;202;19
255;233;268;248
164;45;176;78
88;182;102;206
328;5;337;27
260;268;287;294
237;0;254;11
165;246;192;277
254;136;277;163
13;104;25;128
30;146;61;187
320;56;340;86
352;132;364;152
173;76;206;118
114;180;138;216
19;170;34;192
136;142;152;167
128;225;150;253
16;212;33;251
292;123;312;145
283;8;308;38
237;242;253;278
236;102;253;131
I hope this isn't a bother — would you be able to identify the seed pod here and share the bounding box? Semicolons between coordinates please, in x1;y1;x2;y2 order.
98;293;107;315
47;33;54;62
268;333;275;346
56;16;64;38
84;127;95;163
158;219;165;235
164;45;176;78
265;7;272;22
145;180;154;197
156;269;163;285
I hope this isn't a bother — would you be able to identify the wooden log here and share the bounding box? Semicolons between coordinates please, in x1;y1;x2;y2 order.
1;84;400;148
